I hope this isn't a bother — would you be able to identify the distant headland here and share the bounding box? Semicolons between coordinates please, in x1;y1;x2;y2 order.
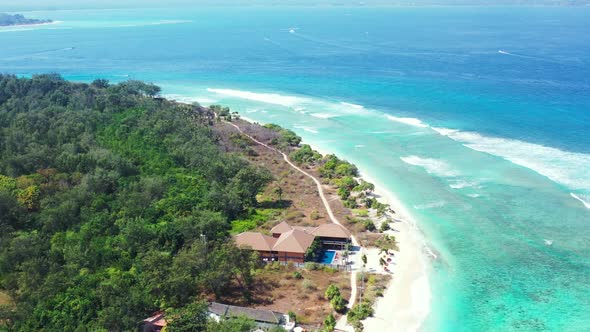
0;13;52;27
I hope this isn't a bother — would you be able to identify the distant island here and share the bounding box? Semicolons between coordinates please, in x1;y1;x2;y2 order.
0;13;52;27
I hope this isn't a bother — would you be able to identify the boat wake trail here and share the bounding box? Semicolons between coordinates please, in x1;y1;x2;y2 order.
497;49;559;63
288;30;366;52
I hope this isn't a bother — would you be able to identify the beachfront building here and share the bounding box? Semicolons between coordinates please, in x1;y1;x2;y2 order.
235;221;351;262
140;303;295;332
208;302;295;331
272;221;351;249
235;228;315;263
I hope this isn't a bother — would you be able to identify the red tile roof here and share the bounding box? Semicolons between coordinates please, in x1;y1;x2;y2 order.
272;229;315;253
235;232;277;251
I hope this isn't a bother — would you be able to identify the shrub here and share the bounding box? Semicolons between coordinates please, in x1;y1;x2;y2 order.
337;187;351;200
324;313;336;331
286;210;305;221
289;144;322;164
379;221;390;232
293;271;303;279
310;210;321;220
302;279;316;291
354;209;369;217
350;319;364;332
304;262;321;271
330;295;347;313
265;261;282;271
323;266;338;274
325;284;341;300
347;302;374;322
344;197;358;209
363;220;376;232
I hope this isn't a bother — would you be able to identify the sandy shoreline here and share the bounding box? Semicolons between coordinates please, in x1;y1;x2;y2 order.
195;113;432;331
257;129;433;331
359;172;432;332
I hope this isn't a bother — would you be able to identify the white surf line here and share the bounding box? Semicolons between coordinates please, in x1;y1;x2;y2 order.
570;193;590;209
225;120;361;315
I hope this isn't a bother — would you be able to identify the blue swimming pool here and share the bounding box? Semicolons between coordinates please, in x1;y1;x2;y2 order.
320;250;336;264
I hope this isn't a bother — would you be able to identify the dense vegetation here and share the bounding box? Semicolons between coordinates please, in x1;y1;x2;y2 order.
0;74;272;331
0;13;52;26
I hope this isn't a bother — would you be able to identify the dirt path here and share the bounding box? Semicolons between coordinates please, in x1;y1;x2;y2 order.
225;121;360;313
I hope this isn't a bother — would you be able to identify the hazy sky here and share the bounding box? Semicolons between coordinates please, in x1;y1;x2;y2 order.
1;0;587;11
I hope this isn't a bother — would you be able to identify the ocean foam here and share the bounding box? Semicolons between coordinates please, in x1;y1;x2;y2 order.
386;115;429;128
293;124;319;134
401;155;459;177
340;102;365;109
570;193;590;209
414;201;446;210
431;127;459;136
449;179;478;189
163;94;217;105
207;88;306;107
310;112;337;119
433;128;590;191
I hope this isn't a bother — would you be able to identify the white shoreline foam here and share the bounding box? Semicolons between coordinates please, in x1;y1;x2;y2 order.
207;88;306;107
401;155;459;177
163;94;217;105
340;101;365;109
386;114;429;128
570;193;590;209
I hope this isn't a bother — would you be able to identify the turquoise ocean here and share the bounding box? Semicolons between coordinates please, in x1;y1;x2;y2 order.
1;6;589;331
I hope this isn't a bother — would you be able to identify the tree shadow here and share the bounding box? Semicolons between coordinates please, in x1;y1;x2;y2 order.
257;200;293;209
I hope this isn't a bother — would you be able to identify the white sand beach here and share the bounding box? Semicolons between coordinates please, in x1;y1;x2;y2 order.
359;173;432;332
230;118;433;331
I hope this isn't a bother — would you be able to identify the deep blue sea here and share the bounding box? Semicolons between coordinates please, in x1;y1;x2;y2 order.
1;6;589;331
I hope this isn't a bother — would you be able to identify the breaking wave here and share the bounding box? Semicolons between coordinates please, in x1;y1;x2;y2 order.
293;124;319;134
570;193;590;209
386;115;429;128
207;88;307;107
340;102;365;109
432;128;590;192
401;155;459;177
414;201;446;210
163;94;217;105
310;112;337;119
449;179;478;189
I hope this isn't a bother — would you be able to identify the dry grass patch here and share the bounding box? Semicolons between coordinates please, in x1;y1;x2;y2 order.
356;273;392;305
0;292;12;306
250;263;351;326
